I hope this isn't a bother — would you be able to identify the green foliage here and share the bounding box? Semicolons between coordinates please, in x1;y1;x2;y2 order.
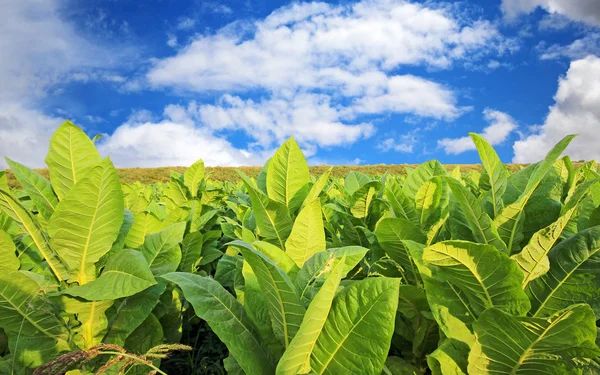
1;121;599;375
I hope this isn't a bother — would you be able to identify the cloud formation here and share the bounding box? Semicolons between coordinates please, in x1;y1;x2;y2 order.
513;55;600;162
502;0;600;27
438;109;518;154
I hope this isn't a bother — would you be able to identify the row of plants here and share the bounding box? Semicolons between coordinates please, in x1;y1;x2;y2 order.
0;121;599;374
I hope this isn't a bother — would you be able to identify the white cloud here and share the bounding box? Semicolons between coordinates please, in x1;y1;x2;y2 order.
537;33;600;60
144;0;509;154
502;0;600;27
438;109;518;154
97;105;264;168
198;94;375;148
0;0;127;168
513;55;600;163
177;17;196;30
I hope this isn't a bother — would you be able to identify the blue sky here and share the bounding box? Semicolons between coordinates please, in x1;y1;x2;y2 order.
1;0;600;168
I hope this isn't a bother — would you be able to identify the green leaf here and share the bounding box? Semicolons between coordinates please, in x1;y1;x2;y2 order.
494;135;576;252
310;277;400;375
470;133;509;218
125;211;164;249
295;246;368;305
44;120;102;200
48;158;124;285
0;268;70;368
424;241;530;316
179;231;203;273
5;157;58;220
403;240;475;345
104;281;167;346
236;244;306;348
140;222;186;276
445;177;507;253
58;296;113;350
184;159;205;197
375;217;426;283
60;249;156;300
161;272;275;374
0;189;68;280
267;137;310;213
384;178;419;226
468;304;600;374
415;178;446;228
285;198;326;267
528;226;600;317
303;168;332;206
344;171;372;196
403;160;447;199
276;257;345;375
427;339;469;375
350;181;379;219
238;170;293;248
0;230;19;270
252;241;299;278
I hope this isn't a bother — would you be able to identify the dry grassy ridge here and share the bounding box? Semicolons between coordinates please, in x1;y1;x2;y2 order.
4;164;534;188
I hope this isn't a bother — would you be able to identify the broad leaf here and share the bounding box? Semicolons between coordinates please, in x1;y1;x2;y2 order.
0;189;68;280
61;249;156;300
162;272;275;374
267;137;310;213
468;304;600;374
285;198;326;267
276;257;345;375
184;158;205;198
310;277;400;375
528;225;600;317
423;241;530;316
385;178;419;225
5;158;58;220
470;133;508;218
59;297;113;350
140;222;186;276
0;230;18;271
48;158;124;285
44;120;102;200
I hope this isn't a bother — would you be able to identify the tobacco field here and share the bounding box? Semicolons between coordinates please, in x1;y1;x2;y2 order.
0;120;599;375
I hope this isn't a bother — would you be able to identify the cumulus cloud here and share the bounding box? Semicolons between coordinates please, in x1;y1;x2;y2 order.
0;0;131;168
537;33;600;60
502;0;600;27
438;109;518;154
513;55;600;162
144;0;509;153
97;106;264;167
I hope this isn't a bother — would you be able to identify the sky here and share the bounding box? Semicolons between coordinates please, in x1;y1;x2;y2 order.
1;0;600;168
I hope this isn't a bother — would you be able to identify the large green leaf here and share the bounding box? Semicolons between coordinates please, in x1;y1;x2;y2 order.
58;296;113;350
140;222;186;276
427;338;469;375
384;178;419;226
310;277;400;375
344;171;372;196
238;171;293;248
303;168;332;206
468;304;600;374
445;177;507;253
470;133;508;218
514;178;597;288
5;158;58;220
48;158;124;285
494;135;576;252
236;244;306;348
252;241;299;278
528;225;600;317
295;246;368;305
0;268;70;369
276;257;345;375
403;160;447;199
375;217;426;284
267;137;310;213
0;189;68;280
285;198;326;267
161;272;275;374
403;240;475;345
415;177;447;229
423;241;530;316
104;281;167;346
184;158;205;198
179;231;204;273
61;249;156;300
0;230;19;271
44;120;102;200
125;211;163;249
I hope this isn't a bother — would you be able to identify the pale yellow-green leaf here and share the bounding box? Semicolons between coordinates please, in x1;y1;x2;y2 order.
286;199;326;267
184;158;205;197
